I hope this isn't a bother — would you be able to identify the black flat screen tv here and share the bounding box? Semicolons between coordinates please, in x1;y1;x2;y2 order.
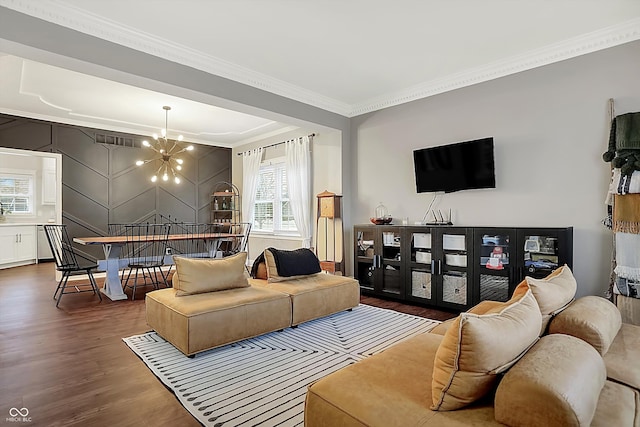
413;137;495;193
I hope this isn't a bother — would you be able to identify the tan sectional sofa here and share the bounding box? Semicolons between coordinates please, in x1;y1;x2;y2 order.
146;251;360;356
305;267;640;427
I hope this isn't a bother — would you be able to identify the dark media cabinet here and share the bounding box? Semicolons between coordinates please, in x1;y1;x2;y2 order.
354;224;573;311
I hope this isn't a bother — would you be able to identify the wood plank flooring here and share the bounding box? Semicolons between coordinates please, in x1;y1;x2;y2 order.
0;263;456;427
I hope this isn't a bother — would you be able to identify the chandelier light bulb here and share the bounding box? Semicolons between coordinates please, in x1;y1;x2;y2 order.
142;140;150;147
160;149;165;154
176;165;182;171
186;145;194;151
178;135;184;141
151;175;157;182
152;133;158;140
174;176;180;184
135;160;144;166
176;158;183;165
161;128;166;137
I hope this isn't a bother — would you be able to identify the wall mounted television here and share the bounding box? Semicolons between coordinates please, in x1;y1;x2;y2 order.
413;137;495;193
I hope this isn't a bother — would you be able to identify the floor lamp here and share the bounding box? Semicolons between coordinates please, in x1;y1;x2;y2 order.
316;190;344;275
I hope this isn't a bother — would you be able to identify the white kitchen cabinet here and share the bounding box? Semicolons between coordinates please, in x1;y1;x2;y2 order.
42;157;57;205
0;225;37;269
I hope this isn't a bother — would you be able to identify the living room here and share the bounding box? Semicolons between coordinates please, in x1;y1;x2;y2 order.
1;2;640;426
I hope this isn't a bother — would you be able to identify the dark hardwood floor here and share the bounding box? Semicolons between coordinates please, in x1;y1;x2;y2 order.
0;263;456;426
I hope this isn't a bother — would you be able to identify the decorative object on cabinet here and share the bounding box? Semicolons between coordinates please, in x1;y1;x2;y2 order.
316;190;344;274
370;202;392;225
354;224;573;312
210;181;241;224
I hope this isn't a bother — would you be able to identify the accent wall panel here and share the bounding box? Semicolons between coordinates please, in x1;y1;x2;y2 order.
0;113;232;250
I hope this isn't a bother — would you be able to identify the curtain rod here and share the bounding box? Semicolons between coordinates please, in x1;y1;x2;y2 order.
236;133;316;156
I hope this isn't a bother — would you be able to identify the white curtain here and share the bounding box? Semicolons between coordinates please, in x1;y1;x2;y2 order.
242;148;263;226
285;136;312;247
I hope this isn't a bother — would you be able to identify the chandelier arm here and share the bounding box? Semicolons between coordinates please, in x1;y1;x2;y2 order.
172;147;190;155
146;144;162;154
167;140;178;155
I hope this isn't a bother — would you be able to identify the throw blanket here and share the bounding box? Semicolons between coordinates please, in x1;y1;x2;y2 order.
614;232;640;281
250;251;265;278
614;277;640;298
614;194;640;234
611;112;640;151
603;112;640;175
609;168;640;195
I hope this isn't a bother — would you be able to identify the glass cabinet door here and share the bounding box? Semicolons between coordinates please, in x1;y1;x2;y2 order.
406;230;434;303
439;229;473;309
521;233;559;278
355;228;376;291
441;233;471;306
475;229;515;303
380;227;403;296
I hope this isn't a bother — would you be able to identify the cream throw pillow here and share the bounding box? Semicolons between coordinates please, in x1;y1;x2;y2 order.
172;252;249;296
516;264;577;333
431;285;542;411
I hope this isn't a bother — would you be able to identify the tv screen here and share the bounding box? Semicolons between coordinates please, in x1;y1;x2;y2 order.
413;137;495;193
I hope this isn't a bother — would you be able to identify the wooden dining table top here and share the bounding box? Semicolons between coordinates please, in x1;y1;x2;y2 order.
74;232;242;245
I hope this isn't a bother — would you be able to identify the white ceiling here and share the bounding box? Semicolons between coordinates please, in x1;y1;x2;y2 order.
1;0;640;147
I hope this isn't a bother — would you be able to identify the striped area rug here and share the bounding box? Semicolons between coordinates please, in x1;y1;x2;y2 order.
123;304;439;427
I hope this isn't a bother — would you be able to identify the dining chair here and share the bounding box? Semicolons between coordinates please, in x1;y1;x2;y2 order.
107;223;129;237
214;222;252;262
122;223;171;300
179;223;223;259
43;224;102;308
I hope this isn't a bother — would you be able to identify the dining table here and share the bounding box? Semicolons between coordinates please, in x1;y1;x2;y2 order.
73;232;243;301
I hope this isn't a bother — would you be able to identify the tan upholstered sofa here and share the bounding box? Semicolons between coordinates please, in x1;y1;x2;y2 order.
146;250;360;356
305;267;640;427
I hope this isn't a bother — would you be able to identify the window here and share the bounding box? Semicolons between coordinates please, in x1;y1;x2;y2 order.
0;171;34;214
253;162;298;234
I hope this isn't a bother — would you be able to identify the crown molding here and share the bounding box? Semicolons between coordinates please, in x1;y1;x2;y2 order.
0;0;353;116
2;1;640;119
349;17;640;117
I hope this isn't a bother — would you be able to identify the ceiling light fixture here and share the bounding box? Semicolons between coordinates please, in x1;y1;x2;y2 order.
135;106;194;184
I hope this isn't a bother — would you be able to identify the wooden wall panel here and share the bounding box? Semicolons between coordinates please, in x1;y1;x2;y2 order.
0;114;231;247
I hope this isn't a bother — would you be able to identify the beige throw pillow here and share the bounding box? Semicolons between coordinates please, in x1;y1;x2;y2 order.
516;264;577;333
172;252;249;296
431;285;542;411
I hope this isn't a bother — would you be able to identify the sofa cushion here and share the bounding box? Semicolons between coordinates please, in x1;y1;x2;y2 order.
591;380;640;427
431;286;542;411
495;334;606;427
548;296;622;355
264;247;321;282
146;286;291;355
249;274;360;325
603;323;640;390
172;252;249;296
515;264;577;333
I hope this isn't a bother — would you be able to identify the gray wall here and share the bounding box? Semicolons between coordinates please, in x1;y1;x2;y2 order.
350;40;640;298
0;114;230;259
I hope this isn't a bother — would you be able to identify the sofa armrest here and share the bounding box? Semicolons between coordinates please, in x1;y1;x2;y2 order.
548;296;622;355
